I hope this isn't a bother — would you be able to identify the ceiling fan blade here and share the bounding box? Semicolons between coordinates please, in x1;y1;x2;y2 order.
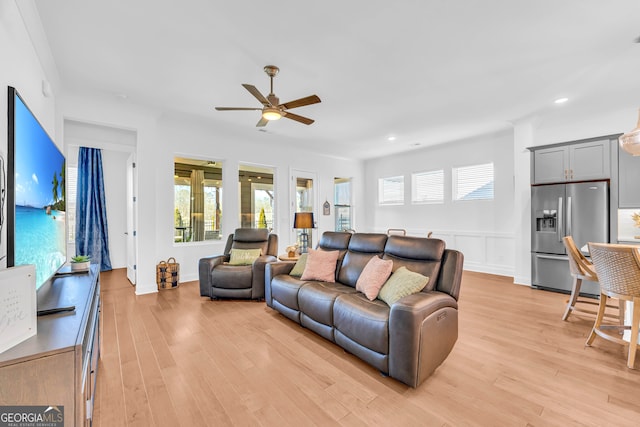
283;111;314;125
256;116;269;127
215;107;262;111
242;84;271;106
280;94;321;110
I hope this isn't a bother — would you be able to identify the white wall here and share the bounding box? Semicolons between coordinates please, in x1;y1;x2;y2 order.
154;113;364;284
65;120;135;269
363;129;516;276
60;92;161;294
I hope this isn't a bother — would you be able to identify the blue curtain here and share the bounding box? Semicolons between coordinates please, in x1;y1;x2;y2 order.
76;147;112;271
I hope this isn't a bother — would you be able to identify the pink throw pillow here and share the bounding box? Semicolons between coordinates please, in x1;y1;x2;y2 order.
300;248;340;282
356;256;394;300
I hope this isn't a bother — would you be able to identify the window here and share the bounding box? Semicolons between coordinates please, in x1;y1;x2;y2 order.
239;164;275;230
412;170;443;204
334;177;352;231
453;162;494;201
378;176;404;205
174;157;223;243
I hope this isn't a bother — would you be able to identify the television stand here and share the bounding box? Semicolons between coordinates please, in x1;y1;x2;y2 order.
0;264;100;426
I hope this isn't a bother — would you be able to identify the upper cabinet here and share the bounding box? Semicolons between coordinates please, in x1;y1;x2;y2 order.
618;147;640;208
532;139;611;184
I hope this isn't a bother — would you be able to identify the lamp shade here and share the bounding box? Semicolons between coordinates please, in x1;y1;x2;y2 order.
619;109;640;156
294;212;314;229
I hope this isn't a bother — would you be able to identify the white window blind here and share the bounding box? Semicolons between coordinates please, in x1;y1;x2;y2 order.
67;166;78;243
453;163;494;201
378;176;404;205
412;170;444;203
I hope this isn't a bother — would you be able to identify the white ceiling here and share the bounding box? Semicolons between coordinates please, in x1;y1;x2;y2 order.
34;0;640;159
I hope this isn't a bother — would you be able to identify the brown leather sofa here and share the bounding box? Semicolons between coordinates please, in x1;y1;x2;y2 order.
265;231;464;387
199;228;278;300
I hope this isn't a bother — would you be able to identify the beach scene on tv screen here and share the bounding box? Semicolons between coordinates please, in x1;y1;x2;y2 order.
14;95;66;288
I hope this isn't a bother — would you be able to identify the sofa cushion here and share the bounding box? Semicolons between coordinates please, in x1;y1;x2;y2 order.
378;266;429;306
355;256;393;300
228;248;262;265
383;235;445;291
289;253;308;277
210;264;252;289
270;275;308;310
301;248;340;282
338;233;388;287
334;293;390;355
299;281;358;327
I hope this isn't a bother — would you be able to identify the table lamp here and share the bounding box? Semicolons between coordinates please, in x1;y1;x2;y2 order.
294;212;315;253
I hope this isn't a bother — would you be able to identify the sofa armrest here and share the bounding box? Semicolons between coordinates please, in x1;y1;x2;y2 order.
388;291;458;387
251;255;278;299
264;261;296;307
198;254;228;297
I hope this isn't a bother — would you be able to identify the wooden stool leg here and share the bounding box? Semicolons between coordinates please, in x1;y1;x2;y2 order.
627;299;640;369
563;277;582;321
587;293;607;346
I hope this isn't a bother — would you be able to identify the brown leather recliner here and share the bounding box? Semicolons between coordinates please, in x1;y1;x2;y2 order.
198;228;278;300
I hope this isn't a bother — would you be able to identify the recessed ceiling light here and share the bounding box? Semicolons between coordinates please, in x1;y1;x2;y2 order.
388;136;396;141
554;97;569;104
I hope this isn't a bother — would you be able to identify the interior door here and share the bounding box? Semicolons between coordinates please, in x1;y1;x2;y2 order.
126;152;137;285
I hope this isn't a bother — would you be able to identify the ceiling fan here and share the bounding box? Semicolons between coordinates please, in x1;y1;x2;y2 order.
215;65;321;127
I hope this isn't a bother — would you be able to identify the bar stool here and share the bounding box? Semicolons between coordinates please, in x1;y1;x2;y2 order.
562;236;622;321
587;243;640;369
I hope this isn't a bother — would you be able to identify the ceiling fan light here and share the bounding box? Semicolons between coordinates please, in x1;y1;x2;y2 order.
262;107;282;121
619;109;640;156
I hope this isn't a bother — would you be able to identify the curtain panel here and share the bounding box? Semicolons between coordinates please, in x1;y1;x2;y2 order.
76;147;112;271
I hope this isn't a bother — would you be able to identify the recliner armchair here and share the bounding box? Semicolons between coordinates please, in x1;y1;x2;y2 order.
199;228;278;300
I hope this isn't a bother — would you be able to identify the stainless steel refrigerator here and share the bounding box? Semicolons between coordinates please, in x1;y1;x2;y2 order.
531;181;609;296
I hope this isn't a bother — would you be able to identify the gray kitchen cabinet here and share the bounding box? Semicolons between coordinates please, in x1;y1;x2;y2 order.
533;139;611;184
618;146;640;208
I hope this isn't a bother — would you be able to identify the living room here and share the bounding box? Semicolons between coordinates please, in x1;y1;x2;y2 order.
2;1;640;425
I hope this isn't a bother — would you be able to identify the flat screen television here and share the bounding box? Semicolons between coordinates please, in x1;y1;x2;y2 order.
7;86;66;290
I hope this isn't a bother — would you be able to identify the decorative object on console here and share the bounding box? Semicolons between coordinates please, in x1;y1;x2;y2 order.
619;109;640;156
70;255;91;272
215;65;321;127
632;212;640;239
285;244;298;258
0;265;37;353
294;212;315;253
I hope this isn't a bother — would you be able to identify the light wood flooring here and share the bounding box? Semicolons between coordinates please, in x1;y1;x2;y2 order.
94;269;640;426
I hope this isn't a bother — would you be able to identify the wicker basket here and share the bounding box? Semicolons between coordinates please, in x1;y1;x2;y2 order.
156;257;180;290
